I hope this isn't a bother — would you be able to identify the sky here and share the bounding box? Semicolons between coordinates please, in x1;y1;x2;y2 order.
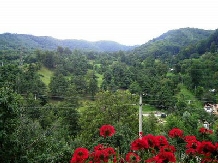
0;0;218;45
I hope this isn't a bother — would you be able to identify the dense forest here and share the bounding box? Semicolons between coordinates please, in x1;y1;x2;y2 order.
1;28;218;162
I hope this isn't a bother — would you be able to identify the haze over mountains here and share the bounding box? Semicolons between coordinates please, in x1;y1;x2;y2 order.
0;27;215;53
0;33;138;52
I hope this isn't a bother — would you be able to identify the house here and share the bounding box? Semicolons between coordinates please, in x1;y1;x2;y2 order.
212;104;218;115
204;104;218;115
204;104;213;113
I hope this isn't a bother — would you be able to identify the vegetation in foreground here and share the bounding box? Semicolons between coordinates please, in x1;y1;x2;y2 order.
70;124;218;163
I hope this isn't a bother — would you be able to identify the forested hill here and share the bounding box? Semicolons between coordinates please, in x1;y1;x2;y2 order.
132;28;214;59
0;33;137;52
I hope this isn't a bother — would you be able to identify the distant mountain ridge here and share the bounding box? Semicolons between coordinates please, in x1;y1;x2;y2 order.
133;28;214;58
0;28;216;54
0;33;138;52
152;28;213;45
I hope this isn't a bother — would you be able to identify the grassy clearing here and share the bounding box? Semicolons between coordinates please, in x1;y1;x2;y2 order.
96;73;103;87
38;66;53;86
177;84;203;108
143;104;157;113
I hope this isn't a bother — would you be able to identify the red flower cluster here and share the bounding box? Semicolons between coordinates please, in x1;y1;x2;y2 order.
168;128;184;138
146;151;176;163
70;147;89;163
184;135;199;155
199;127;213;135
184;135;218;162
131;134;169;151
100;124;116;137
70;125;218;163
71;144;117;163
130;134;176;163
89;144;116;163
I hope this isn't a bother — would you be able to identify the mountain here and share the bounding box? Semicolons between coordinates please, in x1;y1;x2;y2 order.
0;33;137;52
132;28;214;58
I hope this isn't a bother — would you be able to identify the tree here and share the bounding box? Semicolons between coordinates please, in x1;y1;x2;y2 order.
111;62;133;89
87;73;98;99
0;64;21;92
43;51;57;69
19;63;46;95
78;90;138;152
0;87;22;162
129;81;141;94
185;59;204;89
63;47;72;55
210;41;217;53
15;108;74;163
57;46;64;54
70;75;87;96
143;113;165;135
49;74;69;99
58;86;81;137
67;51;90;76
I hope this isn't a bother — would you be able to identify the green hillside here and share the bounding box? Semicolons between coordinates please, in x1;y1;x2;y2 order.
133;28;214;59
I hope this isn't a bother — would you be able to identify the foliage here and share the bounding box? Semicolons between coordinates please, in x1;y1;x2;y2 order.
77;90;138;152
49;73;69;99
70;124;218;163
0;87;22;162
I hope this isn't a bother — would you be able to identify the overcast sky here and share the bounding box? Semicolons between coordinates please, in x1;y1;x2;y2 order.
1;0;218;45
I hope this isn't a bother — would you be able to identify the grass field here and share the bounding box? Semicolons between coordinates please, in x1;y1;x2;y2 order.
177;84;203;108
38;66;53;86
143;104;157;112
95;73;103;87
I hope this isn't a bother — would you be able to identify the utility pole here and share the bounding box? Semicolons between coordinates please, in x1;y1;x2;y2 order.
139;94;143;138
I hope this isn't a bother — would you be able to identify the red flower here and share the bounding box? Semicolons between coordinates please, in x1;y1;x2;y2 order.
131;134;167;151
100;124;115;137
125;152;141;163
106;147;116;156
184;135;197;142
92;148;109;162
90;144;116;163
159;145;176;153
156;151;176;162
70;147;89;163
151;152;176;163
215;142;218;150
199;127;213;135
131;137;149;151
168;128;184;138
144;134;159;149
146;151;176;163
201;158;218;163
155;135;169;147
94;144;105;151
197;141;216;156
185;140;201;155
